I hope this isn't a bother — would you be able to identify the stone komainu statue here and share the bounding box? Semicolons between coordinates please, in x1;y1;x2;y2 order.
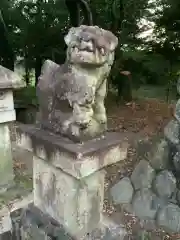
37;25;118;142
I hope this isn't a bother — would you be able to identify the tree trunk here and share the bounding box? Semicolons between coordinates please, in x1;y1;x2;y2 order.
121;76;132;102
25;63;30;86
89;0;97;25
24;47;30;85
2;53;14;71
117;74;132;103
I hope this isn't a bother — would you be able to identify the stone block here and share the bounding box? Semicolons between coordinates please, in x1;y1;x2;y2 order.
0;67;24;124
16;125;128;179
0;65;25;89
0;124;14;189
0;89;16;123
0;90;14;112
0;207;12;240
0;110;16;124
34;157;105;238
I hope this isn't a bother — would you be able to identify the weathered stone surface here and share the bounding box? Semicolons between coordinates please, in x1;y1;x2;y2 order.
10;194;34;239
175;99;180;123
0;124;14;188
170;188;178;204
34;156;105;238
176;190;180;205
37;25;118;142
153;170;176;198
146;139;170;170
0;110;16;123
131;160;155;190
132;189;164;220
11;204;127;240
0;88;16;123
10;193;33;213
86;215;127;240
16;123;129;238
16;125;128;179
110;177;134;204
0;65;25;89
157;204;180;233
173;151;180;172
11;204;72;240
164;119;180;145
177;78;180;95
0;90;14;111
0;207;12;239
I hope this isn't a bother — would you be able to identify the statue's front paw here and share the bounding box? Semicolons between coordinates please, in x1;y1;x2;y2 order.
62;120;71;133
70;124;80;137
94;114;107;124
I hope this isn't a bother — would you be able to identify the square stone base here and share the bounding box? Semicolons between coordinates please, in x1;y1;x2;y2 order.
16;124;128;179
34;156;105;238
16;124;129;238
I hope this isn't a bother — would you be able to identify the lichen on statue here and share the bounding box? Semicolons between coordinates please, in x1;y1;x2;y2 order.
37;25;118;142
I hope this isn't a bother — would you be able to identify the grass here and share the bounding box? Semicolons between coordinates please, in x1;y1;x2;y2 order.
13;86;37;107
0;174;32;208
132;84;177;103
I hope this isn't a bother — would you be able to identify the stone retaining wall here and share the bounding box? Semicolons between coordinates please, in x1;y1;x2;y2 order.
110;81;180;234
110;138;180;234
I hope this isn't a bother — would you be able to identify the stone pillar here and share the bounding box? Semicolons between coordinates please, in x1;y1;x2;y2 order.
16;125;128;239
0;65;25;190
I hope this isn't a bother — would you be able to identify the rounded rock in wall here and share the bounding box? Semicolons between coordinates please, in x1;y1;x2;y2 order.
164;119;180;146
131;160;155;190
157;204;180;233
174;99;180;123
173;151;180;172
110;177;134;205
177;77;180;95
153;170;176;199
146;139;170;170
132;189;164;220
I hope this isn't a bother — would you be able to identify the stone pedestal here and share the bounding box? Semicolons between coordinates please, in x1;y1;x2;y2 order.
0;66;25;190
16;124;128;239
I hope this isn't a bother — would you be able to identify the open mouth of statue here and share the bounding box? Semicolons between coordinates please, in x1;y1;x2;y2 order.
73;40;106;56
73;46;106;56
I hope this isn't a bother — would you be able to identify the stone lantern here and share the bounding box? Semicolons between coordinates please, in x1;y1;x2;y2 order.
0;65;25;191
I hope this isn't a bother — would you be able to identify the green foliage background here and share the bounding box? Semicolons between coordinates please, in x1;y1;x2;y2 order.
0;0;180;102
